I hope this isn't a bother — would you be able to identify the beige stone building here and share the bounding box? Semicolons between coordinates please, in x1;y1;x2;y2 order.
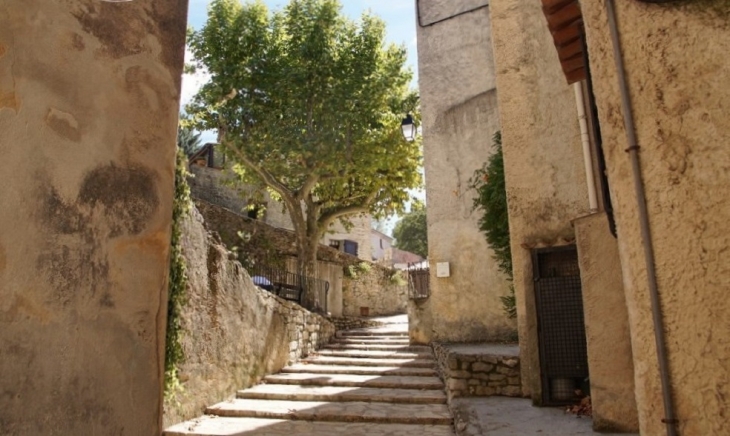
0;0;188;434
419;0;729;434
411;0;516;345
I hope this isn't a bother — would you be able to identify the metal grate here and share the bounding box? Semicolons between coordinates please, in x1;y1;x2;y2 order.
533;246;589;405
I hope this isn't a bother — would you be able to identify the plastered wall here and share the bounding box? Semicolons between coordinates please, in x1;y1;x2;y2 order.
415;0;514;344
581;2;730;434
489;0;590;400
574;213;638;432
0;1;187;434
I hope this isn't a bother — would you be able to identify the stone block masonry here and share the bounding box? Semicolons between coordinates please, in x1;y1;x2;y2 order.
163;206;335;427
432;343;522;402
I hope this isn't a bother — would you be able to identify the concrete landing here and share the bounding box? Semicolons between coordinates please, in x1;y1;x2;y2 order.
238;384;447;404
165;417;455;436
451;397;637;436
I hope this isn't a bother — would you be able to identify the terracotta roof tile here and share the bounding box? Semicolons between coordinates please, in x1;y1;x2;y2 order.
541;0;586;84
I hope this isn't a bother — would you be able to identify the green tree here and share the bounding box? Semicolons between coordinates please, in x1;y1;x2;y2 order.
468;131;515;318
177;124;203;156
187;0;421;307
392;202;428;258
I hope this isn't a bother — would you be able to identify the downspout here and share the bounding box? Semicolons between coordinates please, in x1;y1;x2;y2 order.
573;82;598;212
605;1;678;435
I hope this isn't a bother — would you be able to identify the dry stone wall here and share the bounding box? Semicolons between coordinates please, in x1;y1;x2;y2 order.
433;343;522;402
163;207;335;427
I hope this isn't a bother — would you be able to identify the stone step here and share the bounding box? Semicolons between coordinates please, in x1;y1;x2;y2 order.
205;399;453;425
264;373;444;390
338;328;409;336
282;363;437;376
237;384;447;404
303;355;436;368
165;416;455;436
316;349;432;359
333;337;411;345
326;343;430;351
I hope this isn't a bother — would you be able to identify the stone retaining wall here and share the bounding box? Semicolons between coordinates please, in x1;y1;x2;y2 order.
433;343;522;401
342;267;407;317
163;207;335;427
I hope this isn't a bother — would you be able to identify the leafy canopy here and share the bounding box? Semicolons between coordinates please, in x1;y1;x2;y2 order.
392;201;428;259
186;0;422;244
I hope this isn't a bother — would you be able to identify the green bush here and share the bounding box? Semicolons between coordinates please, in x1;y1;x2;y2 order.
468;131;516;318
165;147;192;399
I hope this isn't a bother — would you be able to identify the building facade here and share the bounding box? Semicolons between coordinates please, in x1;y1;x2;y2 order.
419;0;730;434
412;0;516;345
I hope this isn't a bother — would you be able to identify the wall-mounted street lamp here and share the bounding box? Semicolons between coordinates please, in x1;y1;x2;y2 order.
401;114;417;142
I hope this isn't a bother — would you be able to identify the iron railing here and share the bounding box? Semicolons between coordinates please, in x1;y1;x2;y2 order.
247;264;329;314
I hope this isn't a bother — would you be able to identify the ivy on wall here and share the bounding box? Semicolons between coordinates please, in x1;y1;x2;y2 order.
468;131;516;318
165;148;192;398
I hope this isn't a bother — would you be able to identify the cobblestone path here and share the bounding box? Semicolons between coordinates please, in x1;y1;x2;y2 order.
165;322;455;436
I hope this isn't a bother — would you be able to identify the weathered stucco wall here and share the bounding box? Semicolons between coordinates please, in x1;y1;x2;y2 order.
415;0;514;344
581;2;730;434
489;0;590;399
574;213;638;432
164;208;335;427
0;1;187;435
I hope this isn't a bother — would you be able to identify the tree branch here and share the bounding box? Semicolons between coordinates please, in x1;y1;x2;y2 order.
318;190;378;229
219;138;297;210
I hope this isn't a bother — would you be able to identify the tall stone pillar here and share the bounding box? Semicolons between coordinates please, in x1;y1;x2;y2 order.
0;1;187;434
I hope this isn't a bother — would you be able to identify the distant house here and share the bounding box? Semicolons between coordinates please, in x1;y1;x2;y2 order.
370;229;393;263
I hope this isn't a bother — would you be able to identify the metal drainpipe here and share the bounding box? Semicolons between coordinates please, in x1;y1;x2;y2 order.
573;82;599;212
605;1;678;435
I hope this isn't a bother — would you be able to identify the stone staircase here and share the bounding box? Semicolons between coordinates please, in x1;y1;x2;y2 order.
165;323;455;436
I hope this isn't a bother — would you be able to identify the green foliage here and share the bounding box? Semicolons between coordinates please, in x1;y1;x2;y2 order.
344;261;372;279
392;201;428;258
388;269;407;286
177;124;203;157
165;148;192;399
186;0;422;283
467;131;516;318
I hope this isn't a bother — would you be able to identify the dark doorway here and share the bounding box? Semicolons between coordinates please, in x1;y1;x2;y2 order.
533;245;589;405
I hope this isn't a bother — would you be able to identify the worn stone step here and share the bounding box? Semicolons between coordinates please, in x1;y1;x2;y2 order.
165;416;455;436
237;384;447;404
264;373;444;389
316;349;432;359
303;355;436;368
326;343;430;351
205;399;453;425
333;337;411;345
338;329;409;337
282;363;437;376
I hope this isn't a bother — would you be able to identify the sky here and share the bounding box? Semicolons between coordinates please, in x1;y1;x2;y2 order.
182;0;422;233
